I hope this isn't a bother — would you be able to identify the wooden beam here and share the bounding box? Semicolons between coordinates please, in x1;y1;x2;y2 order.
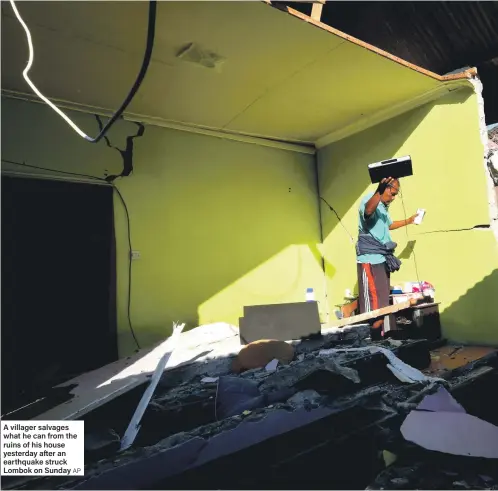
324;300;414;329
311;3;323;21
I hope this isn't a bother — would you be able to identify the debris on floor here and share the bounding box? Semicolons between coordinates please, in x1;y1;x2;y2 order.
231;338;294;373
2;320;497;491
417;385;465;413
400;385;498;459
215;376;295;419
265;358;279;372
426;345;497;375
366;460;498;490
401;409;498;459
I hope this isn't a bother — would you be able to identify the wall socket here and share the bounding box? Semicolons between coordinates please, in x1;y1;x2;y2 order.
131;251;141;260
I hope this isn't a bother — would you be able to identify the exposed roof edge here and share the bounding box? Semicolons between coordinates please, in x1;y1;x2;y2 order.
468;77;498;244
316;79;473;148
272;4;478;82
1;89;315;156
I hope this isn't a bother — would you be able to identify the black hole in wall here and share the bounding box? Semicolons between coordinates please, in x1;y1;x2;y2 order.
1;176;118;414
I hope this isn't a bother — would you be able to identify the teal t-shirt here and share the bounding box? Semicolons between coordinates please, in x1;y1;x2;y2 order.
357;192;393;264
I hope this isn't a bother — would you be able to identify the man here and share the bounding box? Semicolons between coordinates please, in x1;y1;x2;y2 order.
356;177;417;340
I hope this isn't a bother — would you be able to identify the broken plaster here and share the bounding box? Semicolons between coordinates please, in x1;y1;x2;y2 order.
94;115;145;181
469;76;498;243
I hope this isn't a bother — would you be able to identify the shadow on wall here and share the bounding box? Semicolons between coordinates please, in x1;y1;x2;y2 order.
319;88;475;242
316;102;434;310
441;268;498;346
319;96;462;242
317;88;480;308
1;98;325;354
123;127;323;348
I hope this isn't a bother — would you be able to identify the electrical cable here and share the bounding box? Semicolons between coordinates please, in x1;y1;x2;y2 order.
314;188;427;313
2;158;141;350
112;184;141;350
319;196;355;243
399;188;423;290
319;191;423;289
8;0;157;144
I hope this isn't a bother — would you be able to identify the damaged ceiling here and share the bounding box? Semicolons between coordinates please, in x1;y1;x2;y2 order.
1;1;474;145
285;1;498;125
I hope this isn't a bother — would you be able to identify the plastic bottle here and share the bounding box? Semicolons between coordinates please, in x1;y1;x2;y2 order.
305;287;315;302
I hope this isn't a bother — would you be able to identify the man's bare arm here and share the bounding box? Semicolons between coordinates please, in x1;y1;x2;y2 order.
389;215;417;230
364;192;382;218
364;177;394;218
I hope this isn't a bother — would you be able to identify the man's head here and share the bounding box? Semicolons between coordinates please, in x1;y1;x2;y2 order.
380;178;400;205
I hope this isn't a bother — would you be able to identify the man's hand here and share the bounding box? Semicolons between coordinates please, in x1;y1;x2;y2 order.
390;213;418;230
376;177;395;195
408;214;418;225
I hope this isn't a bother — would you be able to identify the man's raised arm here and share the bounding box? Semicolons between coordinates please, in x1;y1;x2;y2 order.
364;177;394;218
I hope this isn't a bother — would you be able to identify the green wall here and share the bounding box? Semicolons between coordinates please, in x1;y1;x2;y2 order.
5;86;497;353
318;87;498;345
2;98;325;356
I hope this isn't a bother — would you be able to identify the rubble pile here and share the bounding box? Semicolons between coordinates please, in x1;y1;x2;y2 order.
3;323;497;490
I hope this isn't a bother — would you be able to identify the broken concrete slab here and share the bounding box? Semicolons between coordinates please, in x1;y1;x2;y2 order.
32;321;370;423
31;323;241;421
319;345;440;384
6;337;497;491
69;405;339;490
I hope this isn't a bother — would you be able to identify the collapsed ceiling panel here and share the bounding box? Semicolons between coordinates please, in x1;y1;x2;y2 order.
0;1;472;144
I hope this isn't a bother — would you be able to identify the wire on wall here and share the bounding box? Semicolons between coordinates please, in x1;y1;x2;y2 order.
319;196;355;243
399;188;422;289
112;185;141;350
320;189;423;288
2;159;141;350
8;0;157;144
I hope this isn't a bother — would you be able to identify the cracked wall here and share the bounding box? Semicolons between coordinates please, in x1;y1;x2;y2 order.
2;97;324;357
317;84;498;345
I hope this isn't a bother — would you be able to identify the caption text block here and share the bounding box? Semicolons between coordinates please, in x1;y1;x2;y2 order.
1;421;84;477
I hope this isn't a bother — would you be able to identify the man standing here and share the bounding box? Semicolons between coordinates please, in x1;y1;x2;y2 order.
356;177;417;340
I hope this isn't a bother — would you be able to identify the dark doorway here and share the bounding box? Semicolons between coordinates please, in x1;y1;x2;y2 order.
1;176;118;414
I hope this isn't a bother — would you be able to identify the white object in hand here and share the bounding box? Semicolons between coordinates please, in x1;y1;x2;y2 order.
413;208;425;225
